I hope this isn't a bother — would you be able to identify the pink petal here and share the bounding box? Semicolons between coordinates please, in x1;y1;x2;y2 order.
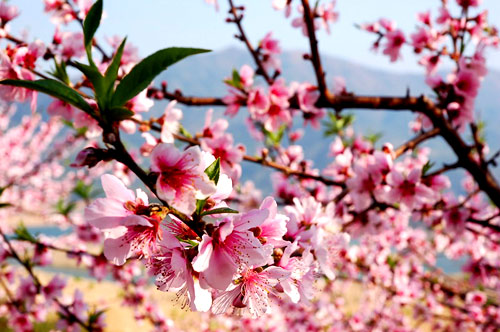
101;174;135;202
202;248;237;290
150;143;181;172
192;235;213;272
103;236;131;266
233;209;269;231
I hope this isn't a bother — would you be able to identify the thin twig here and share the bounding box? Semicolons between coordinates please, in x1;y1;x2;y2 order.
227;0;274;85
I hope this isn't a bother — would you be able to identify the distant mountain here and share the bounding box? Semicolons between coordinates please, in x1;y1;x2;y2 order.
23;47;500;193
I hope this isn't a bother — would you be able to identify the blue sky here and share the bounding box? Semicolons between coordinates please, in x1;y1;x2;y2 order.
9;0;500;73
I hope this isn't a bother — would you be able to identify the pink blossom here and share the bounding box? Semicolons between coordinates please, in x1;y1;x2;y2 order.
314;231;350;279
419;54;441;75
453;69;480;98
205;0;219;11
42;275;66;303
12;40;47;69
317;1;339;34
47;99;75;121
85;174;160;265
410;27;440;51
466;291;487;306
278;240;315;303
260;33;281;71
379;18;397;32
383;30;406;62
59;31;85;60
256;79;291;131
148;233;212;312
74;111;102;137
9;311;33;332
272;0;288;11
239;65;254;88
212;266;290;317
192;208;271;290
332;76;346;95
202;108;228;138
417;11;432;26
260;32;281;55
76;0;95;18
386;168;436;210
151;143;216;215
436;7;451;25
0;53;37;110
44;0;75;24
222;89;245;117
292;82;325;128
247;87;270;116
126;89;154;113
284;197;329;242
257;197;288;246
443;196;469;235
107;35;139;65
346;158;386;212
0;2;20;23
160;100;182;143
201;133;244;181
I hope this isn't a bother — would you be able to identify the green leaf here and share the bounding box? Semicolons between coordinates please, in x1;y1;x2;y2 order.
88;309;107;325
364;132;383;144
14;225;37;243
111;47;210;107
422;161;435;176
386;255;398;269
83;0;103;61
107;107;134;121
73;180;95;200
323;113;355;137
50;59;70;85
224;69;242;89
0;79;95;116
72;61;105;100
201;207;239;217
178;125;192;138
264;124;287;147
104;37;126;91
176;237;199;248
55;199;77;216
195;199;207;216
204;158;220;185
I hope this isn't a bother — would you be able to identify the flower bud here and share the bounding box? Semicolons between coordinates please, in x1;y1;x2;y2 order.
70;147;108;168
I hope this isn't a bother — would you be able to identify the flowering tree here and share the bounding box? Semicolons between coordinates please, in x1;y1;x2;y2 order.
0;0;499;330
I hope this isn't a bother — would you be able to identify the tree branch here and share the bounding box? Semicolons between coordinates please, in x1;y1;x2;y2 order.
227;0;274;85
0;229;97;331
394;127;440;158
301;0;330;100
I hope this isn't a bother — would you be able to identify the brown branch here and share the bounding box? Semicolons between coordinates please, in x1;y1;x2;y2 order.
468;218;500;233
171;132;344;187
301;0;330;101
242;154;344;187
423;161;460;178
136;118;345;188
0;229;97;331
394;127;440;158
227;0;274;85
147;87;225;106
